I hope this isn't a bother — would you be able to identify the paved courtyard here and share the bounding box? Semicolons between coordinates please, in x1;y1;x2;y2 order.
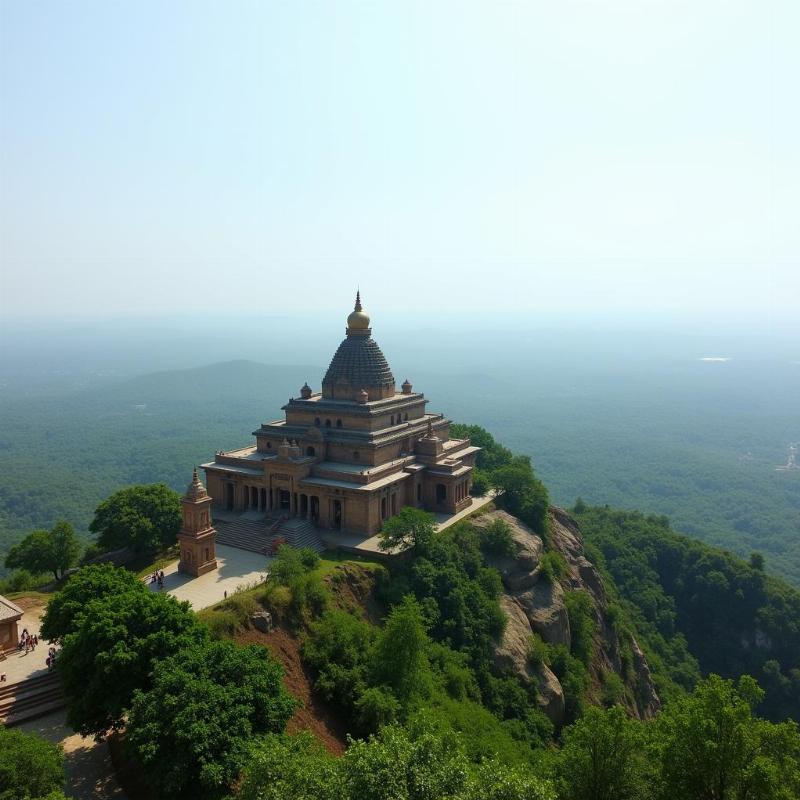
145;544;270;610
0;603;49;684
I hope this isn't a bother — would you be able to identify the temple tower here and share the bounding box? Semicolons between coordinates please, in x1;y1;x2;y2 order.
177;467;218;576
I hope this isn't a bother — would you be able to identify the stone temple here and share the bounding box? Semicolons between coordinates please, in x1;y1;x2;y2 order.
200;293;480;547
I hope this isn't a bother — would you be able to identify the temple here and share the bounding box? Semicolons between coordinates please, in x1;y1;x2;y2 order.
201;293;480;539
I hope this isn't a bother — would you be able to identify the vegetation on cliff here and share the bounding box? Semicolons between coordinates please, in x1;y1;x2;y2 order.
575;503;800;721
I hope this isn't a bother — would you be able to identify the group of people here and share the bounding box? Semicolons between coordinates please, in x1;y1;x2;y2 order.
150;569;166;589
46;645;58;670
18;628;38;654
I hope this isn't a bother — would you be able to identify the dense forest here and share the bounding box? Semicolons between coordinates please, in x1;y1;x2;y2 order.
1;355;798;583
574;504;800;722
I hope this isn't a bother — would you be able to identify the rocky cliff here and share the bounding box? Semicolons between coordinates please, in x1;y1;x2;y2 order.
474;507;660;727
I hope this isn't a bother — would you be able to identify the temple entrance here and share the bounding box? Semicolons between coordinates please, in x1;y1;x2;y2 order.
300;494;308;517
310;496;319;523
332;499;342;529
225;483;234;511
279;489;291;511
436;483;447;504
260;488;267;511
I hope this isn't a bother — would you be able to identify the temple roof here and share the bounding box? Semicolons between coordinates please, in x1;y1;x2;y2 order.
322;293;395;396
322;334;395;392
0;594;23;622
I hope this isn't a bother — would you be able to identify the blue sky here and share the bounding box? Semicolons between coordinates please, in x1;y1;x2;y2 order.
0;1;797;324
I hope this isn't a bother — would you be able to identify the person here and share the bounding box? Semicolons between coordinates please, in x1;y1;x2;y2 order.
0;672;6;682
224;590;227;599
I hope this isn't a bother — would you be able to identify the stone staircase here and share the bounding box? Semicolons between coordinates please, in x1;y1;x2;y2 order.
215;516;323;555
0;671;64;726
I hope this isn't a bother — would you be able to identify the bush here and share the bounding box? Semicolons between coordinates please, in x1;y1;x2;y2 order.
480;519;517;557
601;670;626;706
527;634;551;668
549;645;591;724
201;608;242;639
355;686;401;734
299;548;321;570
539;551;567;583
565;590;596;665
0;568;46;594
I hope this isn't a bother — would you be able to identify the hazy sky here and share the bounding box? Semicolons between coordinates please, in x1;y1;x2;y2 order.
1;1;797;323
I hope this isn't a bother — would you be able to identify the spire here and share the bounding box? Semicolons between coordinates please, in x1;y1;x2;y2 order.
355;289;362;312
185;466;208;500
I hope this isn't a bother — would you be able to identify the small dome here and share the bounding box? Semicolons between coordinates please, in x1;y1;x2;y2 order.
347;290;370;331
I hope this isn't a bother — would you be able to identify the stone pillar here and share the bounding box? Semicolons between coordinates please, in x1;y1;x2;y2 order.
178;469;218;577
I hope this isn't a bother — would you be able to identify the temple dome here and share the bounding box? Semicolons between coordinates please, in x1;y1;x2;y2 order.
322;292;395;401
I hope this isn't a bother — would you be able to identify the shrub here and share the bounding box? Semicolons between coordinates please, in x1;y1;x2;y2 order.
299;548;321;570
601;670;626;706
539;551;567;583
355;686;401;734
201;609;242;639
480;519;517;557
565;590;596;665
527;634;551;668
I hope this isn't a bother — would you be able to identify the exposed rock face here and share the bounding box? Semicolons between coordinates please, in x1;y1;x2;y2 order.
474;507;661;726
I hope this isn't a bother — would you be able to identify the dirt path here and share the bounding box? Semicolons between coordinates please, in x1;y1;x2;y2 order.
17;709;125;799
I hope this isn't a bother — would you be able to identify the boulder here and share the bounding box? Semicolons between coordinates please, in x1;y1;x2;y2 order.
250;611;273;634
493;596;534;677
518;579;571;648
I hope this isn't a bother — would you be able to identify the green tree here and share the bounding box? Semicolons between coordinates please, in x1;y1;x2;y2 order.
490;456;549;535
89;483;181;554
379;507;437;553
4;520;80;581
467;761;556;800
302;609;375;715
370;595;433;705
656;674;800;800
342;721;470;800
553;705;650;800
57;589;205;737
0;726;65;800
126;639;296;800
41;563;147;642
238;733;342;800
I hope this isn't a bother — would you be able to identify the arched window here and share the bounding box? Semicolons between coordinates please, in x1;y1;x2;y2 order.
390;415;395;425
306;446;315;457
404;413;408;421
336;419;342;427
325;419;331;427
353;451;360;460
266;441;272;449
315;417;321;426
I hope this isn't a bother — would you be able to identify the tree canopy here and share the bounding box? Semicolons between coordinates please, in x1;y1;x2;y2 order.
40;562;147;642
378;507;437;553
4;520;80;581
126;639;295;800
57;587;205;736
89;483;181;554
0;726;66;800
